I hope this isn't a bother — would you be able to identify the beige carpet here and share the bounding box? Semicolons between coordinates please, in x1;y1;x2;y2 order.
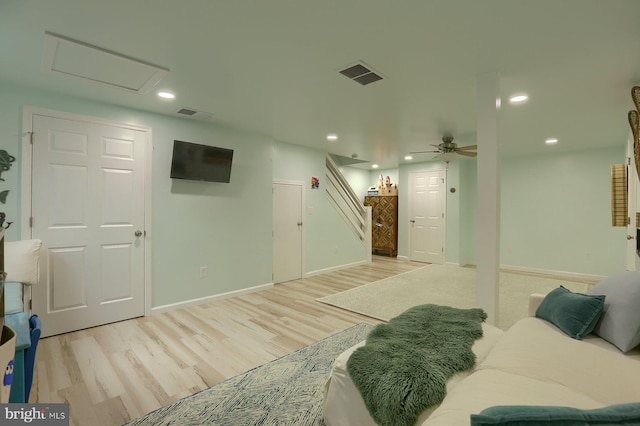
317;264;592;330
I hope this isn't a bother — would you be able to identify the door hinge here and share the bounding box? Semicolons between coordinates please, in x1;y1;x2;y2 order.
29;217;34;228
28;131;34;145
442;212;444;218
29;299;32;310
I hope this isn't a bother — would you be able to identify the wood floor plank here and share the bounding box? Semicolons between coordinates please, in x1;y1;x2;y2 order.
32;256;424;425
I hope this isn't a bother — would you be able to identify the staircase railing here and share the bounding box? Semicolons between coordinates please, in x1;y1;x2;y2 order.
325;154;372;263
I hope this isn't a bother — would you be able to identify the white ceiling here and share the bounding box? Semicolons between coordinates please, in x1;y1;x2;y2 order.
1;0;639;169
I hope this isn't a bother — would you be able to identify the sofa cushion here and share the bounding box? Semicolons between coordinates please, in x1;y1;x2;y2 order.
477;318;640;407
423;369;603;426
535;286;604;339
470;402;640;425
586;270;640;353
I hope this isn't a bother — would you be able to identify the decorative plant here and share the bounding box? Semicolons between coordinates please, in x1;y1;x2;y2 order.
0;150;16;329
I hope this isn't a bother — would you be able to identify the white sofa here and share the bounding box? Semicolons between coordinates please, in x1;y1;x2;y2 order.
323;292;640;425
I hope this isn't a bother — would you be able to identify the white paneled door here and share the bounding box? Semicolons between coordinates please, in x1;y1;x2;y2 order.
30;113;147;337
409;169;446;264
272;182;303;283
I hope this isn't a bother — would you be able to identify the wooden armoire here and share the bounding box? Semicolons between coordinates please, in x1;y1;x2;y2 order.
364;195;398;256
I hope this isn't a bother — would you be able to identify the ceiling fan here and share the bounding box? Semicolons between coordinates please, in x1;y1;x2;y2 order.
410;135;477;162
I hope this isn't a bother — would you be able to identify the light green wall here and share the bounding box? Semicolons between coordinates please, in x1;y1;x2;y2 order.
459;159;477;266
0;85;23;240
341;167;374;203
459;146;626;276
347;147;626;277
499;146;626;276
1;84;370;307
0;83;272;308
272;141;367;273
1;82;626;312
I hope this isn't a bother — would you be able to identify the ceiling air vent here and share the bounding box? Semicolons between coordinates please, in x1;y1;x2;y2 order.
339;61;383;86
176;107;213;121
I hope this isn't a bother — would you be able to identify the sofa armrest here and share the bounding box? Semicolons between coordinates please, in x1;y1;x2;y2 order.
528;293;546;317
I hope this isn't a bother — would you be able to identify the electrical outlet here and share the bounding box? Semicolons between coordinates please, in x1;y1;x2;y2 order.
200;266;208;278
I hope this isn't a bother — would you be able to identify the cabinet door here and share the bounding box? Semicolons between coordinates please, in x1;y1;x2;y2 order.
375;197;397;248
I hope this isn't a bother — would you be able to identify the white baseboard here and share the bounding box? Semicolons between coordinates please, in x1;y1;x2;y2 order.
498;264;605;283
151;282;274;315
305;260;368;277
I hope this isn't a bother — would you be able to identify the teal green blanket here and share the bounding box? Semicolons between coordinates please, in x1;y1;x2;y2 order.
346;304;486;426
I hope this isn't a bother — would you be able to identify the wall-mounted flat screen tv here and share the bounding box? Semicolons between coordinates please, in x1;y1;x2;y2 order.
170;140;234;183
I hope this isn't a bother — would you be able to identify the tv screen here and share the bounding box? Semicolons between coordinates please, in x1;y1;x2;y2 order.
170;140;234;183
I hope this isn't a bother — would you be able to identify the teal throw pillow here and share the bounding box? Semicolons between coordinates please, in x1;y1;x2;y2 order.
470;402;640;425
535;286;605;340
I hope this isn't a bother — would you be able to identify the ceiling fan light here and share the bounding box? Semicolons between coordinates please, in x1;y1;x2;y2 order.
404;155;413;161
437;152;457;163
545;138;558;145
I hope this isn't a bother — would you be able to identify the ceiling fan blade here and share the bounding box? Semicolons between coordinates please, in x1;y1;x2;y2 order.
457;144;477;151
409;150;440;154
456;150;477;157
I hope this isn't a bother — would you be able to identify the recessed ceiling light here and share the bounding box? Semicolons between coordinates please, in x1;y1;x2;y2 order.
326;134;338;142
404;155;413;161
545;138;558;145
157;90;175;100
372;164;379;169
509;94;528;104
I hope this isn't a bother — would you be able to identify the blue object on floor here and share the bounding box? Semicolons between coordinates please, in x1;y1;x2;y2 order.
6;311;30;403
24;315;41;401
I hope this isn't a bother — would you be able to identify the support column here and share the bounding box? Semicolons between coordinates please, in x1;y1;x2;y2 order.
476;72;500;325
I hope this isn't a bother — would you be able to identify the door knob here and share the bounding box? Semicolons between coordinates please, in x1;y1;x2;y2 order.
135;230;143;237
410;219;416;223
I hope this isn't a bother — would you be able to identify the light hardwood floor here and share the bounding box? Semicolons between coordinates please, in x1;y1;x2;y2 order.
31;256;424;426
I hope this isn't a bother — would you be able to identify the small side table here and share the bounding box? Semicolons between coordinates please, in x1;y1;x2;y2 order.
5;311;30;403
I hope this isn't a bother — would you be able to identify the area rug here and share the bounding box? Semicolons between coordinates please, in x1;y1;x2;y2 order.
124;323;373;426
317;264;591;330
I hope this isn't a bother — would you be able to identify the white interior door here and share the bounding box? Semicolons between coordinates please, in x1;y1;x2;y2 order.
30;113;147;337
409;169;446;263
272;181;303;283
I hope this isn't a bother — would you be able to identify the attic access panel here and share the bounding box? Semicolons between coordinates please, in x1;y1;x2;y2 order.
42;31;169;94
